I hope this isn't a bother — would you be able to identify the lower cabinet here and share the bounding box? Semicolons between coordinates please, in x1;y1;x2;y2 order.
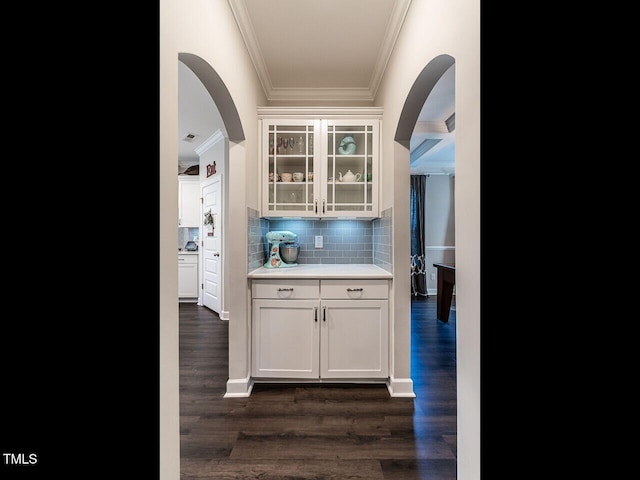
251;279;389;380
178;254;199;299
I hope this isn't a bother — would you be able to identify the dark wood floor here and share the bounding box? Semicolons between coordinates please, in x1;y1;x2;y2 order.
179;295;456;479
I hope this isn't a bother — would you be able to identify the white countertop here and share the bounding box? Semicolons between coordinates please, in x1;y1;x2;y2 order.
178;250;199;255
248;263;392;279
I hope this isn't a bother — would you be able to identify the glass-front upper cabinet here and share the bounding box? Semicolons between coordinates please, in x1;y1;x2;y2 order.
260;112;380;218
323;119;378;216
263;119;319;216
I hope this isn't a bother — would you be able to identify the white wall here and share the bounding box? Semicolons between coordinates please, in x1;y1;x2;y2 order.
425;174;456;294
375;1;480;479
160;0;267;478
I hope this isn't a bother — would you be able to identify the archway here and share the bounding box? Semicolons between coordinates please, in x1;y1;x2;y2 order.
178;52;245;143
395;55;454;147
396;52;458;471
174;52;248;455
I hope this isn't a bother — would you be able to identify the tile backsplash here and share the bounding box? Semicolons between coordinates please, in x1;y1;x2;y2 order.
373;207;393;272
247;209;393;273
268;219;373;264
248;207;270;271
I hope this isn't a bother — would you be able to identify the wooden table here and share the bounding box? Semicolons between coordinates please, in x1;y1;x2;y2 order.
433;263;455;323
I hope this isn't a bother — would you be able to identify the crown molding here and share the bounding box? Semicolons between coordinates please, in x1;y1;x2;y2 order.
445;112;455;132
227;0;274;98
413;121;450;134
257;106;384;118
368;0;413;99
195;129;225;156
267;87;374;103
228;0;411;103
410;138;441;163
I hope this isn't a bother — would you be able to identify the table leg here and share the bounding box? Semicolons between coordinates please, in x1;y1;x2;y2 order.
436;269;455;323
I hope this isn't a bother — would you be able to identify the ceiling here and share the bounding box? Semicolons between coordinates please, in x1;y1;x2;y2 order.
178;0;454;175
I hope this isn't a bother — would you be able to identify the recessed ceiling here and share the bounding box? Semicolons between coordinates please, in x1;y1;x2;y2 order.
410;63;455;175
178;0;454;174
229;0;411;103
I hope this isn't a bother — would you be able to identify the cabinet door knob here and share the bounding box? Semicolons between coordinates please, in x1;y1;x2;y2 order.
323;305;326;322
314;307;318;322
315;199;318;214
213;252;220;257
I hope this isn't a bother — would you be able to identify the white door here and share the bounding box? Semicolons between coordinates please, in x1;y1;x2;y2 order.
202;175;222;314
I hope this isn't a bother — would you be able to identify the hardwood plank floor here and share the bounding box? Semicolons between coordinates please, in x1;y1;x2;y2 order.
179;295;456;479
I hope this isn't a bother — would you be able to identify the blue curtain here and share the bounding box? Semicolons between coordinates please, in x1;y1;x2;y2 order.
410;175;428;296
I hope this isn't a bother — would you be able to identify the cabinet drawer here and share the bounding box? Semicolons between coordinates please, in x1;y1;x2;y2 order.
178;254;198;264
252;279;320;299
321;279;389;299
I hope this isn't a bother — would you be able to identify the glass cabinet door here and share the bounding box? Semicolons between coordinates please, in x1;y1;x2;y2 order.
324;121;377;215
261;117;379;218
265;121;317;216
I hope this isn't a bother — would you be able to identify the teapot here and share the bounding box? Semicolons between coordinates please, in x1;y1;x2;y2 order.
339;170;361;182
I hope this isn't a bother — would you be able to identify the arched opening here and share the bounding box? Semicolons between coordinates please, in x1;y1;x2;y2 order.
174;54;247;471
396;53;458;476
178;53;245;143
395;55;454;146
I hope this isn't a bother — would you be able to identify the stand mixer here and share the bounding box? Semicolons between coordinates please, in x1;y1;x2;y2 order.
264;231;298;268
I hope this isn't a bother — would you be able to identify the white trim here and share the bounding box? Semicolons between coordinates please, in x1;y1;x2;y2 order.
425;245;456;251
387;376;416;397
224;377;254;398
368;0;412;99
257;106;383;118
229;0;411;102
220;310;230;321
194;129;225;156
413;120;450;134
227;0;274;100
268;87;373;102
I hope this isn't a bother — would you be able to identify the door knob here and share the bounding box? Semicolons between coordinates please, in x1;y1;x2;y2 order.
213;252;220;257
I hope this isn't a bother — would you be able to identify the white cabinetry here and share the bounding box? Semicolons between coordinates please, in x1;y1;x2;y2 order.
178;176;200;227
259;109;381;218
178;253;199;300
251;279;388;380
319;280;388;379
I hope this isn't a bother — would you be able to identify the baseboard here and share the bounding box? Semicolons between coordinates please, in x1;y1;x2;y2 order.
224;376;254;397
179;297;199;303
387;377;416;398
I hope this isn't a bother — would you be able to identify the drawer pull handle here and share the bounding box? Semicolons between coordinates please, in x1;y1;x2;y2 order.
323;305;326;322
277;287;294;292
346;288;363;292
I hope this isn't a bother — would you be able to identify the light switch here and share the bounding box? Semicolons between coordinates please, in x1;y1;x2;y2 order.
315;235;323;248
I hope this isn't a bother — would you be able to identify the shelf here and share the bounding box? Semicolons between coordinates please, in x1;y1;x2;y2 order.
327;181;370;185
269;182;310;186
